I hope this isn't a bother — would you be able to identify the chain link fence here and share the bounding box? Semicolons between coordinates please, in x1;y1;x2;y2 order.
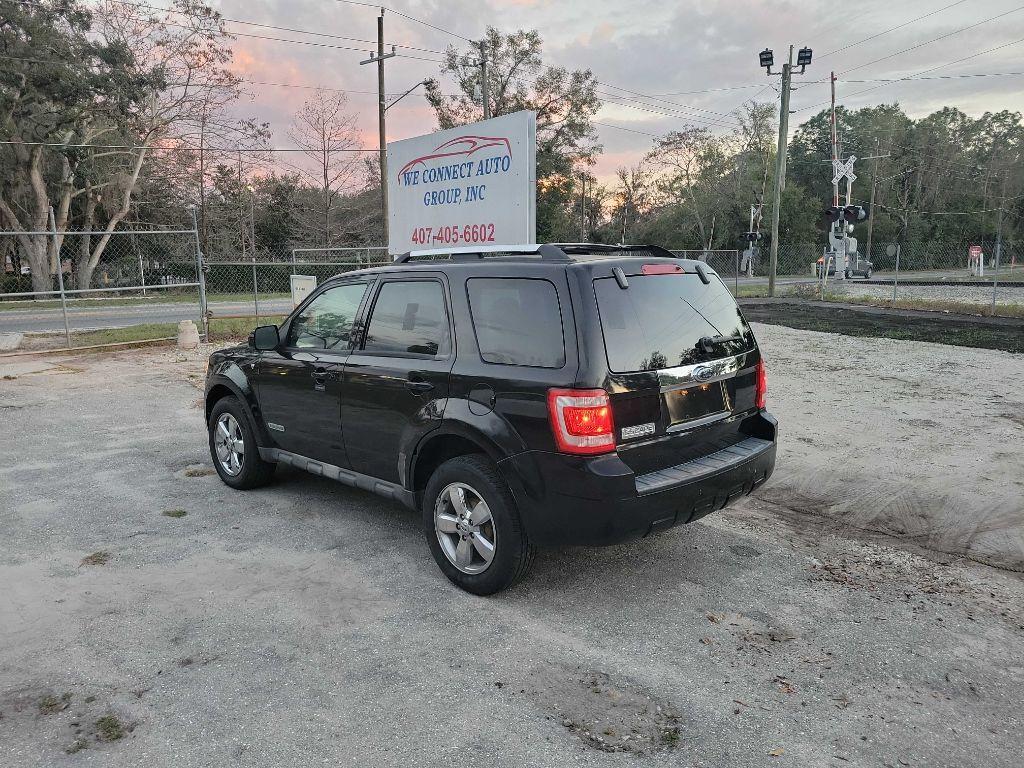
5;228;1022;356
1;215;203;353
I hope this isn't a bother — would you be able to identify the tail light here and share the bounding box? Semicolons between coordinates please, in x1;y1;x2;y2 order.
755;359;767;410
547;388;615;455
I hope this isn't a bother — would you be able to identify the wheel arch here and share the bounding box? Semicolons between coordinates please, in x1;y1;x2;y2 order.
408;426;504;497
205;375;271;446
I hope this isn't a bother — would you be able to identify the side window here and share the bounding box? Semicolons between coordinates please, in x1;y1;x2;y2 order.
467;278;565;368
362;280;450;357
286;282;368;350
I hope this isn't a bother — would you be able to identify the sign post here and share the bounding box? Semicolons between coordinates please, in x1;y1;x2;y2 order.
968;244;983;277
386;111;537;255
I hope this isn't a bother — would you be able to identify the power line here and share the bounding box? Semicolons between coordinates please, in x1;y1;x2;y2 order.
593;80;742;122
91;0;450;55
816;0;972;60
795;35;1024;113
837;5;1024;77
0;140;378;152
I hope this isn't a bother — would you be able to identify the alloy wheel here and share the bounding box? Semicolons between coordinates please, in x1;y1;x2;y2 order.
214;412;245;476
434;482;496;574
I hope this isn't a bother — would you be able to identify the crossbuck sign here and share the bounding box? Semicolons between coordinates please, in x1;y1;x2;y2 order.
387;111;537;255
832;156;857;185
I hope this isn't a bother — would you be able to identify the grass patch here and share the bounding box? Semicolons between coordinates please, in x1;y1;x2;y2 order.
742;301;1024;353
64;739;89;754
23;315;285;352
833;292;1024;319
660;726;681;746
162;509;187;518
80;551;111;566
38;693;71;715
94;715;125;742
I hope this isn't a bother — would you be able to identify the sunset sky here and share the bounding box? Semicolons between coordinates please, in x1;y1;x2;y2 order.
214;0;1024;183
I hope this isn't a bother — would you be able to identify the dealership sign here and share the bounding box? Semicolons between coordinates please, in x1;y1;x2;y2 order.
386;111;537;254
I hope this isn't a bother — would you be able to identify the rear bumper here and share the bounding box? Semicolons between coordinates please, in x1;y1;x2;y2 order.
498;413;777;546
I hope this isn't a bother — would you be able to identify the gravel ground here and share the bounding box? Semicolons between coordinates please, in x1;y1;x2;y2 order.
826;281;1024;307
1;327;1022;767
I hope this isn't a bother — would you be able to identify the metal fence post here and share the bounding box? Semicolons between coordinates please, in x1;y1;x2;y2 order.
734;249;739;295
251;256;260;319
134;232;146;296
48;207;72;348
893;244;900;303
188;205;209;341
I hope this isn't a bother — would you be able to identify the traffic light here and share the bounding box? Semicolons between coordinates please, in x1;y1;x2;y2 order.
820;206;842;229
843;204;869;223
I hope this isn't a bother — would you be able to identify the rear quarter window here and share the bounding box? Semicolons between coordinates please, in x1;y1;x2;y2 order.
467;277;565;368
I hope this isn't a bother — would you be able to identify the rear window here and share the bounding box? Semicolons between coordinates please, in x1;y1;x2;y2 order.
467;278;565;368
593;273;754;372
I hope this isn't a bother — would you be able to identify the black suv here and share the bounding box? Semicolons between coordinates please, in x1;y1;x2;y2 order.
204;244;776;594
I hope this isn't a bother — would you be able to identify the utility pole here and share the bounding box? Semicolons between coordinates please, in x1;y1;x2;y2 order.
582;176;587;240
866;137;879;262
993;173;1006;313
767;46;794;297
758;45;810;295
479;39;491;119
360;10;396;247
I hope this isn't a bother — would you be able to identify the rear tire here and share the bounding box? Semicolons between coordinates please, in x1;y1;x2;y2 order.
423;454;535;595
208;396;276;490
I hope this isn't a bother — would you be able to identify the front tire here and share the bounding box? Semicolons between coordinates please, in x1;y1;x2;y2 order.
208;396;275;490
423;455;535;595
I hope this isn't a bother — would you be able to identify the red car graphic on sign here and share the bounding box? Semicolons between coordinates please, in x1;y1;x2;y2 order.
397;135;512;183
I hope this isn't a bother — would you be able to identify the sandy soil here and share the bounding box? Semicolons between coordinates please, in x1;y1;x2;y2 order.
1;327;1022;767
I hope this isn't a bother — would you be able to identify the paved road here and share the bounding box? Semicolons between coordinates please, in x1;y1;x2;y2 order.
0;298;294;334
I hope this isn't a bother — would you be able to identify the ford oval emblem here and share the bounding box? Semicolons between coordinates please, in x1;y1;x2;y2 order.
693;365;714;382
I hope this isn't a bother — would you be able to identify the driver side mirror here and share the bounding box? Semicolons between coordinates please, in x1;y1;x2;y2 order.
249;324;280;351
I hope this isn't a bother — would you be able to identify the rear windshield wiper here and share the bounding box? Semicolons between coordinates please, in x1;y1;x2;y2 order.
696;333;743;354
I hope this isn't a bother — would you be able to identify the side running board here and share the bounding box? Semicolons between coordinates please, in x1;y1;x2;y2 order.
258;447;417;509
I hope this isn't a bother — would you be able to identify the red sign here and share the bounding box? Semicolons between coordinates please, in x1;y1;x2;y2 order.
968;245;982;259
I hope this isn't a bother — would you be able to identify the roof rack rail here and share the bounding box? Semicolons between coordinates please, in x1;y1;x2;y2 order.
393;242;683;264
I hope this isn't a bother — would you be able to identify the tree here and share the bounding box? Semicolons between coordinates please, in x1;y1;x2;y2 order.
287;89;363;247
0;0;143;292
425;27;602;240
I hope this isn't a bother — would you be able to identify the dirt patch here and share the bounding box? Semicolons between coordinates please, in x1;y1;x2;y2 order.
162;509;187;518
741;299;1024;352
80;551;111;566
522;664;684;755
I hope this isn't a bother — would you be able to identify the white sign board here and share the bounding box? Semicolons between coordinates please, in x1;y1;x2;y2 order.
290;274;317;307
386;111;537;255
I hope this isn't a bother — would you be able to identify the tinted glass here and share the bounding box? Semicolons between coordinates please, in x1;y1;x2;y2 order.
593;274;754;372
467;278;565;368
363;280;450;356
287;282;368;349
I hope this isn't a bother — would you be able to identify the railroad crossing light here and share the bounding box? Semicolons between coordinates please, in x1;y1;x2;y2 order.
744;232;763;242
821;206;843;228
759;49;774;69
843;204;869;223
797;47;813;66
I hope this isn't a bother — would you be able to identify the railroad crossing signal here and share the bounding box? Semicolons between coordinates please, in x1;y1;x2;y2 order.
832;155;857;185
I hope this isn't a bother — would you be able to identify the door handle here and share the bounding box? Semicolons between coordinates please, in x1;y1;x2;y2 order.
405;375;434;394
